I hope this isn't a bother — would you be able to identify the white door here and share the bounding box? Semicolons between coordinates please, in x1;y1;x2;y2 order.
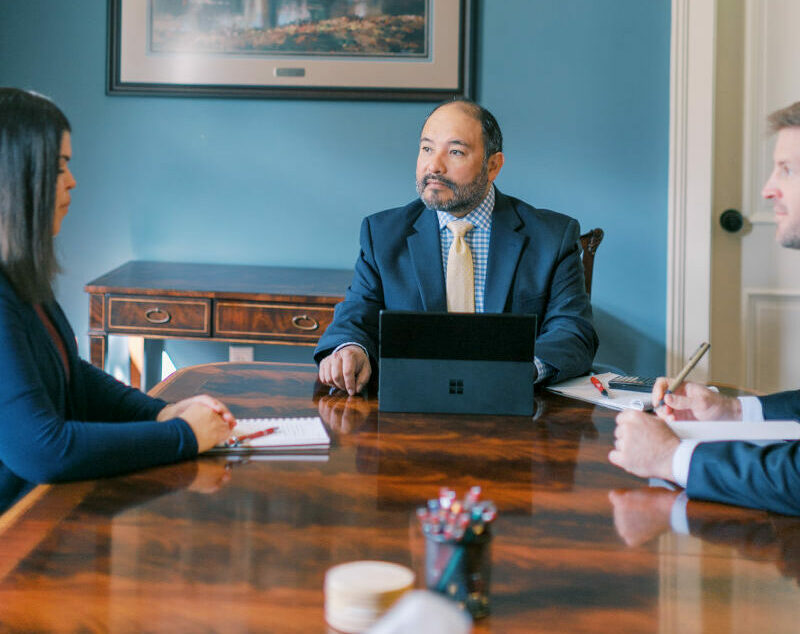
709;0;800;393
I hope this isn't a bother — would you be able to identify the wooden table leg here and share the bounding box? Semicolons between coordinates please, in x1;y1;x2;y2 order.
128;337;144;390
143;339;165;392
88;293;106;369
89;335;107;370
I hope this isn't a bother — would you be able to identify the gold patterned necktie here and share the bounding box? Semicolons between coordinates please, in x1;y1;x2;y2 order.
446;220;475;313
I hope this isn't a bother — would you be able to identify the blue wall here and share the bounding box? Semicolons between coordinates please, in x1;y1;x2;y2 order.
0;0;670;376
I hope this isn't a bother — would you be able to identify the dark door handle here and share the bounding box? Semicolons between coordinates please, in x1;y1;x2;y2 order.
720;209;744;233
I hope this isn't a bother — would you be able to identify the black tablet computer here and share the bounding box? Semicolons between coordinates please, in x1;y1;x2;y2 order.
378;311;536;416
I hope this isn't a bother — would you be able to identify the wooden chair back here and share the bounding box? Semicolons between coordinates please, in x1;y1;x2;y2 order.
579;228;604;297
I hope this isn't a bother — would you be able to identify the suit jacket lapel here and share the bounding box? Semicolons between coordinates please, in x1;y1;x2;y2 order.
407;206;447;311
484;191;526;313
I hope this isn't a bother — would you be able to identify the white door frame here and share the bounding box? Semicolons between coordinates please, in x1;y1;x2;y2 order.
666;0;716;378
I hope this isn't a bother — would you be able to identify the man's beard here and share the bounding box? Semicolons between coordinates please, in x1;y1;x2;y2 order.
416;162;489;214
776;211;800;249
779;229;800;249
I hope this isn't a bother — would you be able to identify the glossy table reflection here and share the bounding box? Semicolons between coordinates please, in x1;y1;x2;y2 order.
1;362;799;633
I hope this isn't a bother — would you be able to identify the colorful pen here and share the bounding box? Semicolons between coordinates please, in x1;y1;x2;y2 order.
225;426;278;448
590;376;609;398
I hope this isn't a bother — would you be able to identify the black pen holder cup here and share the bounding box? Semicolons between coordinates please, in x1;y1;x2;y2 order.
424;531;492;619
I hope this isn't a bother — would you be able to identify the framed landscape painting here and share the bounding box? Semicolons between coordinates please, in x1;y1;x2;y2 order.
107;0;474;100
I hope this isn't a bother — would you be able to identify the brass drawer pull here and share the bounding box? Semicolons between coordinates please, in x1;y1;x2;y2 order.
144;308;171;324
291;314;319;331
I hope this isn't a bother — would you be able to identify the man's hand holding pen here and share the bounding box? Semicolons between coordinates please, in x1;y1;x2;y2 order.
651;379;742;422
608;342;721;482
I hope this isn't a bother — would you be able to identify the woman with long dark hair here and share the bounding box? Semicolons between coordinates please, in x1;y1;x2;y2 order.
0;88;235;507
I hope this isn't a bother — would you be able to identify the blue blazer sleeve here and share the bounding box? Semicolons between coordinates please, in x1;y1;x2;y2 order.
0;277;197;484
518;214;597;383
314;216;385;364
759;390;800;421
76;358;167;422
686;440;800;516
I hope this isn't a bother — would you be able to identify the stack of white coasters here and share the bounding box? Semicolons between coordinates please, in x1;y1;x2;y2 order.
324;561;415;633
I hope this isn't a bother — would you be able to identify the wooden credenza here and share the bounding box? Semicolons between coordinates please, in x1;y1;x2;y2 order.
84;261;352;388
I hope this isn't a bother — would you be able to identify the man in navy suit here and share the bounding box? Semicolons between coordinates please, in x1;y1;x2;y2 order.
314;99;598;394
609;100;800;516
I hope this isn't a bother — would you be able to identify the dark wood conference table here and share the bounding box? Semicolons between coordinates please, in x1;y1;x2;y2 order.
0;362;799;632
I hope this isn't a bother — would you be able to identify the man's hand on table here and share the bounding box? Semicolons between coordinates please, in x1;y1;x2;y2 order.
608;409;680;482
318;345;371;396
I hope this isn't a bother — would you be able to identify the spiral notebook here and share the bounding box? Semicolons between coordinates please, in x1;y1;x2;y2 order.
207;417;330;454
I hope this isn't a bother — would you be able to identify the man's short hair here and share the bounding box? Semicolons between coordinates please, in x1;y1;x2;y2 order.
768;101;800;132
424;97;503;159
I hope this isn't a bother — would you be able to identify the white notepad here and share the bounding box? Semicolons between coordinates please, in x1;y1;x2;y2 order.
208;417;330;453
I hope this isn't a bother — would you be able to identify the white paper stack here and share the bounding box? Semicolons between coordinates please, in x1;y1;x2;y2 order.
325;561;415;633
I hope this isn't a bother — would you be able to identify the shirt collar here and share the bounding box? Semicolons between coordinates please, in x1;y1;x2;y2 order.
435;185;496;231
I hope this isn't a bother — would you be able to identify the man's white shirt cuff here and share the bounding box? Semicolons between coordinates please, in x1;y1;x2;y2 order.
533;357;554;384
671;439;702;488
332;342;368;357
738;396;765;421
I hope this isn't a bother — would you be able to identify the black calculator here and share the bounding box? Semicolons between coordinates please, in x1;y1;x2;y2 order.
607;375;657;393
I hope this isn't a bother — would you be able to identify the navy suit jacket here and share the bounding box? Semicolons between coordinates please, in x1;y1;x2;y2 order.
0;270;197;506
686;389;800;516
314;190;598;383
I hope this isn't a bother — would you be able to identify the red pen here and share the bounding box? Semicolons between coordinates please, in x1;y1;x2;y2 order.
225;426;278;447
590;376;609;398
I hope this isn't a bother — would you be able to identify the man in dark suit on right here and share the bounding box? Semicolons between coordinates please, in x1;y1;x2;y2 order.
609;100;800;516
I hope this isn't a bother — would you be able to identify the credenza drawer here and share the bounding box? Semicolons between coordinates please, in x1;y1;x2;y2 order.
108;297;211;335
215;301;334;341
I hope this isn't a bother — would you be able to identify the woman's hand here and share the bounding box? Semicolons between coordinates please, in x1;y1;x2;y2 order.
158;394;236;429
178;403;233;453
